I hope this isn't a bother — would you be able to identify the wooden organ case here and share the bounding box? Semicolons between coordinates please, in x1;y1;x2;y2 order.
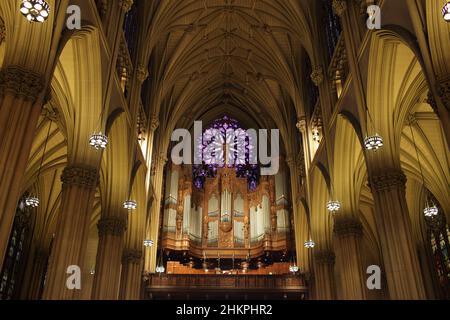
161;162;293;264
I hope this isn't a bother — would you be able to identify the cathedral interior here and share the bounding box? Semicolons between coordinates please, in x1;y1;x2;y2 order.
0;0;449;301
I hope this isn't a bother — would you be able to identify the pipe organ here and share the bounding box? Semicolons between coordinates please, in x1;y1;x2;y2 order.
161;163;293;260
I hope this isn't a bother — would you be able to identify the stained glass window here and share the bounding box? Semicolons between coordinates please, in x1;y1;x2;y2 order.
426;206;450;299
193;116;259;191
0;201;30;300
322;0;342;62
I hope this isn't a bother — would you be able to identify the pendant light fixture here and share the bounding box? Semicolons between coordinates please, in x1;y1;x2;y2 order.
443;2;450;22
143;239;154;248
408;118;438;217
364;103;384;151
123;200;137;210
89;132;108;150
20;0;50;23
326;200;341;213
304;239;315;249
26;120;53;209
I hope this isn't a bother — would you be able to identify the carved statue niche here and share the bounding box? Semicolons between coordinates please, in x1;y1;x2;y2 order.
176;177;185;236
269;176;277;233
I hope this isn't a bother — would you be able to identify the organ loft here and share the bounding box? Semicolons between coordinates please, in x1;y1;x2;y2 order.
160;117;294;275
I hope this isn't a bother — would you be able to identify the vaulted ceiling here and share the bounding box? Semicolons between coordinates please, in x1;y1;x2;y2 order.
139;0;320;133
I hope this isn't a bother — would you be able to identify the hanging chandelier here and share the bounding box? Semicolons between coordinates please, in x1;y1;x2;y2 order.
424;205;439;217
123;200;137;210
143;239;154;248
20;0;50;23
289;263;299;273
443;2;450;21
327;200;341;213
25;196;40;208
89;132;108;150
304;239;315;249
364;134;384;151
155;265;165;274
408;117;439;219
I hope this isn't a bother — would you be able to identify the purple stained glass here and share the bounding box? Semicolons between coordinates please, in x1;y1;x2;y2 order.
193;116;259;191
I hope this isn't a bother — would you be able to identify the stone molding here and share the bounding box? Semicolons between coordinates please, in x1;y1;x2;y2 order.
97;216;128;237
311;65;324;87
332;0;347;17
119;0;134;12
438;78;450;113
314;250;336;266
122;249;143;264
370;170;407;192
334;216;363;237
0;66;45;103
61;165;99;189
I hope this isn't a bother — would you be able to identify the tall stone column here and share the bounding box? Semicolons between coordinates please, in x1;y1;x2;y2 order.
91;216;128;300
145;154;167;272
313;250;336;300
21;247;48;300
0;67;45;267
119;249;143;300
43;165;99;300
333;216;367;300
369;170;426;299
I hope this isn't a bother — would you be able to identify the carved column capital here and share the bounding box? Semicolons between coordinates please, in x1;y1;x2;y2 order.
334;216;363;237
97;216;128;237
311;66;324;87
369;170;407;192
122;249;143;264
438;78;450;113
314;250;336;266
61;165;99;189
136;65;149;83
119;0;134;12
41;105;59;122
296;118;307;133
149;116;160;132
0;66;45;103
332;0;347;16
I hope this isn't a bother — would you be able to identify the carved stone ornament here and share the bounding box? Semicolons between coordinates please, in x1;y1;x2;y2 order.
0;66;45;103
332;0;347;17
122;249;142;264
334;216;363;237
97;216;128;237
370;170;407;192
438;78;450;113
119;0;134;13
137;64;149;83
61;165;99;189
314;250;336;265
310;66;324;87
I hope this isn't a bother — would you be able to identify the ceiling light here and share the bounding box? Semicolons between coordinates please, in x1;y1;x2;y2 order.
424;205;439;217
143;239;154;248
156;265;165;274
304;239;315;249
20;0;50;23
443;2;450;21
327;200;341;213
123;200;137;210
289;264;299;273
89;132;108;150
364;134;384;151
25;196;39;208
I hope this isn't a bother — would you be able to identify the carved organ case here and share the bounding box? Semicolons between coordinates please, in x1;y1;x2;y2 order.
161;162;292;260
